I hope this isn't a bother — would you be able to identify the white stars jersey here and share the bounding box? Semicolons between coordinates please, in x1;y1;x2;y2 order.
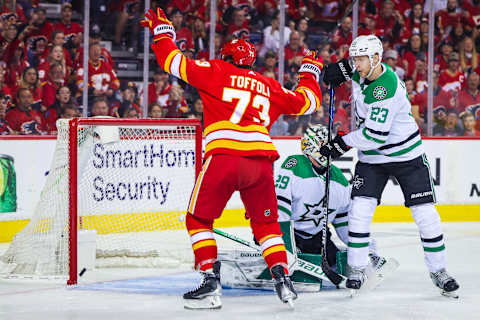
275;154;350;241
343;63;424;164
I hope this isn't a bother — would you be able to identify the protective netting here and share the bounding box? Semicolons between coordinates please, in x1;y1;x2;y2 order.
0;119;198;280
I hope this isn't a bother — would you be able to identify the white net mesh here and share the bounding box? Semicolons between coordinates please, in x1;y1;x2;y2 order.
0;119;198;280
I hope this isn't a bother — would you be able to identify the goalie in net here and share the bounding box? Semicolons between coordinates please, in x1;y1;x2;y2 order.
142;8;325;309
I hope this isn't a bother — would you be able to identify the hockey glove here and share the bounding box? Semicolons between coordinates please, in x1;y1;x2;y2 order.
140;8;176;42
322;58;353;88
319;133;351;159
299;50;324;82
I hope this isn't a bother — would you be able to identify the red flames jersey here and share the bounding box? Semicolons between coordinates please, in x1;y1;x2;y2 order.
54;21;83;43
76;60;120;93
151;39;322;160
457;88;480;113
5;107;46;134
438;69;465;94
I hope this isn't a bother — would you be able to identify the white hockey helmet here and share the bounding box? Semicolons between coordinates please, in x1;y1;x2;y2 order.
349;35;383;78
301;124;329;167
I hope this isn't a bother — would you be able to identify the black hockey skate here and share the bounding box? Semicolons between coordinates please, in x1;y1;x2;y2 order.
346;266;368;292
183;261;222;309
271;265;297;308
430;268;459;299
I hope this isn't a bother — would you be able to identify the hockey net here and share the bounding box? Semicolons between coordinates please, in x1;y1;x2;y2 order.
0;118;202;284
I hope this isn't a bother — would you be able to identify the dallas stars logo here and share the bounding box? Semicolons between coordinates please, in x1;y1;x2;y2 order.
298;196;335;227
373;86;387;100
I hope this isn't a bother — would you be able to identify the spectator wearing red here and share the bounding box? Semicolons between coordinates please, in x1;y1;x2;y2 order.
41;63;66;108
0;3;26;23
412;71;456;126
164;85;189;118
310;0;345;32
38;45;69;83
54;3;83;44
0;65;13;105
28;37;48;67
41;30;73;70
460;111;480;136
0;22;25;64
110;84;142;118
332;16;352;49
0;93;12;135
286;0;307;20
463;0;480;28
375;0;408;46
358;14;380;37
166;0;203;15
411;53;428;93
5;87;46;134
75;31;116;72
459;37;479;73
5;44;29;88
446;22;466;49
170;9;195;53
435;41;453;73
334;80;352;112
404;2;424;36
146;68;172;106
403;33;426;76
433;108;462;136
44;86;75;134
17;66;43;112
226;8;250;41
437;0;475;35
25;7;54;50
457;72;480;114
284;31;308;67
439;51;465;95
76;43;120;100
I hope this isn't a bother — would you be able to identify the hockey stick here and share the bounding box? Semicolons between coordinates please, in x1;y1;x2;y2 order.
318;86;345;286
213;228;346;286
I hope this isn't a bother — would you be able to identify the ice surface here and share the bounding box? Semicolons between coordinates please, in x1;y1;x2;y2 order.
0;222;479;320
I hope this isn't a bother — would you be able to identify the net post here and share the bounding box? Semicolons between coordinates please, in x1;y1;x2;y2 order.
195;121;203;178
68;118;79;285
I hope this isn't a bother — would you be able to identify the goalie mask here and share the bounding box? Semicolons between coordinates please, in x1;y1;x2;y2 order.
301;124;329;168
220;39;256;67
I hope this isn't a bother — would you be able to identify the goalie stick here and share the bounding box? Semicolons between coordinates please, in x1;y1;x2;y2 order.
213;228;347;287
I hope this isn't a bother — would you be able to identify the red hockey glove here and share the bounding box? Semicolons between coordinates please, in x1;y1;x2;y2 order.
299;50;324;82
140;8;176;42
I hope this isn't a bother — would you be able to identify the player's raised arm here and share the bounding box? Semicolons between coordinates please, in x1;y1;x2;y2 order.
141;8;217;91
275;51;324;116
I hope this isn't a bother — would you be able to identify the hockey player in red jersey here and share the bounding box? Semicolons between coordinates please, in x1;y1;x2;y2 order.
142;8;323;309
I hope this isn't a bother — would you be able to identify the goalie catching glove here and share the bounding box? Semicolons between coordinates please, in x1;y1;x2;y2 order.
299;50;324;82
319;133;351;159
140;8;176;42
322;58;353;88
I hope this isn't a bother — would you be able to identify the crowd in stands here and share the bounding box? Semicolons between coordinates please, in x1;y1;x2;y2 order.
0;0;480;137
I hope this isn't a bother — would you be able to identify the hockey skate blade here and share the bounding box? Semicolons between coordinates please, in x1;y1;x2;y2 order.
441;289;459;299
287;298;295;309
184;295;222;310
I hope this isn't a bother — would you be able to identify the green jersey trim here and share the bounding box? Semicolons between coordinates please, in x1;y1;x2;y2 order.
278;205;292;216
362;140;422;157
362;128;386;144
362;64;398;104
280;154;349;186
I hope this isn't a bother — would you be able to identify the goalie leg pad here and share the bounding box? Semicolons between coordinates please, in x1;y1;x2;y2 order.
251;220;288;275
186;213;217;271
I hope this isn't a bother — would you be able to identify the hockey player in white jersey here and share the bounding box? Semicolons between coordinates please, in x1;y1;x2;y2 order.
276;124;389;277
320;35;459;297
